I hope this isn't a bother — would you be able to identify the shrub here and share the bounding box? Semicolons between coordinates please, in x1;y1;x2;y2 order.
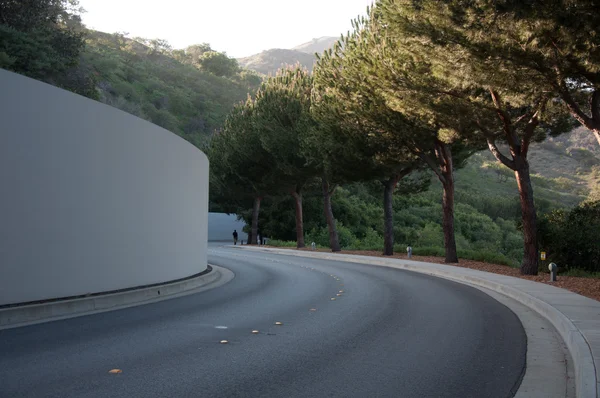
347;227;384;250
268;240;297;247
538;200;600;273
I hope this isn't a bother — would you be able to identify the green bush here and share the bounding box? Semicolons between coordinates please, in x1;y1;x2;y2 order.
538;200;600;273
457;249;519;268
410;246;446;257
346;227;384;250
267;240;298;247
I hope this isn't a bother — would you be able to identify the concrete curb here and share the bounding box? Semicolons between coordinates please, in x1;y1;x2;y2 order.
0;264;233;330
236;246;598;398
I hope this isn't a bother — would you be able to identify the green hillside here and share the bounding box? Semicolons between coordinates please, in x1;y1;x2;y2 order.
80;31;262;147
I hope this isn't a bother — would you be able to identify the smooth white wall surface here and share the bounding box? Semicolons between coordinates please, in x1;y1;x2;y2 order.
208;213;248;242
0;69;209;305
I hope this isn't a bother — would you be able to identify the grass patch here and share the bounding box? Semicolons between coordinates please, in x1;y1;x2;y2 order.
457;249;519;268
267;240;298;247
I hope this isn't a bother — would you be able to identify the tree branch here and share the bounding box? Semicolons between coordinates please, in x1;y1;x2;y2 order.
396;166;414;181
438;140;453;173
553;65;594;128
591;89;600;125
489;89;519;148
477;121;516;169
521;96;547;158
328;184;338;195
416;149;446;184
487;138;516;170
433;141;445;170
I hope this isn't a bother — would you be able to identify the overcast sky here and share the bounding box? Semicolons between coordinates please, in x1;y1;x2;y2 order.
77;0;374;58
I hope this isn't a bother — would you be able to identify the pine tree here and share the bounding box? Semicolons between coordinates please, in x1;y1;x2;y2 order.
368;0;574;274
313;14;476;262
252;66;318;248
208;100;278;244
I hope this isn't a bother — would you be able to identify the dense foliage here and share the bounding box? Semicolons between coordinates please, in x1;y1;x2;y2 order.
539;201;600;273
252;144;595;268
0;0;97;96
83;31;262;147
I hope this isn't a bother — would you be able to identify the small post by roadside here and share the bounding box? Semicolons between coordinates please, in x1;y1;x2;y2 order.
311;242;316;251
407;245;412;259
549;262;558;282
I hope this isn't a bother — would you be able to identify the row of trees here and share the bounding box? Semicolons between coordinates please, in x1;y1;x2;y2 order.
210;0;600;275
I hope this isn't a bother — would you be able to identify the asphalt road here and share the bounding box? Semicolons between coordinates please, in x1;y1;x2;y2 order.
0;245;526;398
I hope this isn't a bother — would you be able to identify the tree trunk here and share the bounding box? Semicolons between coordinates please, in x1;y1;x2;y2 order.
383;177;396;256
251;196;261;245
594;129;600;147
322;177;341;252
291;189;305;249
441;173;458;263
515;161;538;275
432;141;458;263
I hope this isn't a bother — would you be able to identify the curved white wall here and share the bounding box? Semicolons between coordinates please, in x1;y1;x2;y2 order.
0;69;209;306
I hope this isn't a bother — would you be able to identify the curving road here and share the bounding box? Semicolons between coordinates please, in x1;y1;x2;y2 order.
0;244;526;398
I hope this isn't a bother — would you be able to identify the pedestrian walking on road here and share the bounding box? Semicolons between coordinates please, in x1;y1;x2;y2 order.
233;230;238;245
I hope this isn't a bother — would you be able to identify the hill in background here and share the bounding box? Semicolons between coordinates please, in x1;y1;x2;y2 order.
238;36;338;75
80;31;262;148
292;37;338;54
238;49;317;75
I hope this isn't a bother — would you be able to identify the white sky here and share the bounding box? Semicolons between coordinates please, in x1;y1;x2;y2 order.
77;0;374;58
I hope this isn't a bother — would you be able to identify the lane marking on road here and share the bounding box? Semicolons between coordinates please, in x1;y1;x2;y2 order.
339;290;344;293
251;330;259;334
215;326;228;329
274;321;283;326
220;340;229;344
309;308;317;311
331;298;336;301
108;369;122;374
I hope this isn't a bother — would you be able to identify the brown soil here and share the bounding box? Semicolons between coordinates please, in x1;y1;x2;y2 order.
263;246;600;303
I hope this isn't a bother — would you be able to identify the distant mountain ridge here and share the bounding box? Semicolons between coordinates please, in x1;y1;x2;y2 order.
292;36;338;54
237;36;338;75
237;49;316;76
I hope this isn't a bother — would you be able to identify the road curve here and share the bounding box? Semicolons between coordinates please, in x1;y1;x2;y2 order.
0;244;526;398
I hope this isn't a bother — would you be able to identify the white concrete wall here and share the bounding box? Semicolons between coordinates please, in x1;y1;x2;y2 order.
0;69;209;306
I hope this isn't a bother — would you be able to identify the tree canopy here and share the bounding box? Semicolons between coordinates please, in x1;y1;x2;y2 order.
0;0;92;94
198;51;239;77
